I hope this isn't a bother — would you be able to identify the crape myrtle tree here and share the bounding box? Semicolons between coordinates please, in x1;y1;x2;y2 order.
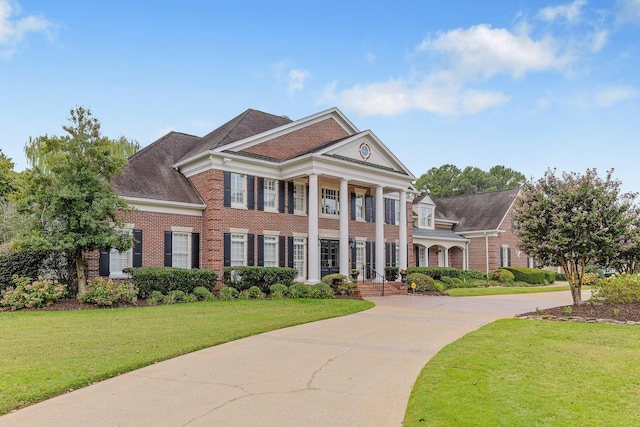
513;168;637;305
18;107;137;294
613;205;640;274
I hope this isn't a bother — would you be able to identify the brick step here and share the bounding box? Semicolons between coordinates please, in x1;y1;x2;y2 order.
356;281;408;297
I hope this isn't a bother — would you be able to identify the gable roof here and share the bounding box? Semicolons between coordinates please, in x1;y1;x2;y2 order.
179;109;292;162
433;188;518;232
111;132;204;205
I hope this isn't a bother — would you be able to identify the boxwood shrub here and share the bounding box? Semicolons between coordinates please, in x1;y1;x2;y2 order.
408;267;486;281
124;267;218;298
501;267;552;285
223;266;297;293
0;249;72;293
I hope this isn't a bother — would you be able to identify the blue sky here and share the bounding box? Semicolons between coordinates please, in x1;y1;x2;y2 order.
1;0;639;193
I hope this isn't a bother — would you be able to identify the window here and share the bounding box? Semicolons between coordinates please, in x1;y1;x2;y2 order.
172;233;189;269
321;187;339;215
294;183;306;213
231;234;246;266
264;179;277;210
419;206;433;229
293;237;306;279
395;243;400;267
356;241;365;276
109;248;131;275
231;173;245;206
418;246;427;267
395;200;400;225
263;235;278;267
355;193;365;220
501;246;511;267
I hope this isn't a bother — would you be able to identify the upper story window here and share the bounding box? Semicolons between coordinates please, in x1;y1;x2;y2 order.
294;183;306;213
355;193;365;220
264;179;277;210
231;173;246;206
395;199;400;225
419;206;434;229
321;187;339;216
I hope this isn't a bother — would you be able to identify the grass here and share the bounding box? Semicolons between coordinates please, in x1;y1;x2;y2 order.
404;319;640;426
447;285;592;297
0;298;372;415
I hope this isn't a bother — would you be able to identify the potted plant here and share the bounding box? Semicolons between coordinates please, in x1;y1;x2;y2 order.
350;269;360;280
399;268;408;285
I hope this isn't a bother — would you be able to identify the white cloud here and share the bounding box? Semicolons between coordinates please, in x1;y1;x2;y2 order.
593;85;639;107
590;29;609;52
365;53;376;64
616;0;640;24
538;0;587;23
418;24;570;79
287;68;310;97
0;0;52;57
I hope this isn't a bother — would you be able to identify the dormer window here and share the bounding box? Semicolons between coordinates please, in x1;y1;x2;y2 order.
419;206;434;229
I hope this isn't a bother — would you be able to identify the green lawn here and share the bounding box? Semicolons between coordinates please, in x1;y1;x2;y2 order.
0;299;373;415
404;319;640;426
446;285;591;297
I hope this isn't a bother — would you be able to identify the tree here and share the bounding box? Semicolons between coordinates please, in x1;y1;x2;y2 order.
612;206;640;275
513;168;636;305
415;164;525;198
0;149;17;201
18;107;135;294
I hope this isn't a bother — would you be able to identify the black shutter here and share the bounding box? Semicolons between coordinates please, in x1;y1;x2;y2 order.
279;236;286;267
257;235;264;266
288;182;294;214
132;229;142;268
385;242;390;267
257;177;264;211
384;198;391;224
508;248;512;266
247;234;255;266
191;232;200;269
247;175;255;210
351;193;356;221
415;246;420;267
279;181;285;213
372;242;376;271
391;200;396;225
99;249;110;276
306;184;309;214
223;233;231;267
365;196;371;222
288;236;294;267
365;242;371;278
351;243;357;270
391;243;397;266
164;232;172;267
371;196;376;223
223;171;231;207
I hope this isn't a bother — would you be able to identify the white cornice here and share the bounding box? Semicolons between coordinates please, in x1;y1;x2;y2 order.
459;230;504;238
123;197;205;216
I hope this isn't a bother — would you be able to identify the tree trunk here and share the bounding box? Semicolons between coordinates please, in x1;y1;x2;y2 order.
559;256;583;305
75;251;87;295
570;282;583;305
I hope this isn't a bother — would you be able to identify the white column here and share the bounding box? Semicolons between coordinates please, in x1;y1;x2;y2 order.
339;178;349;277
444;248;449;267
399;190;407;271
307;174;319;284
375;185;385;275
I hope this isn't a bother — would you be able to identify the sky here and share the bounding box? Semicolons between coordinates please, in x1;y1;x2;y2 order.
1;0;639;193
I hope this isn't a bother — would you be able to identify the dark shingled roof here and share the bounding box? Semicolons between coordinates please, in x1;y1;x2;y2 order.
111;132;204;205
179;109;292;163
412;228;468;241
433;188;518;232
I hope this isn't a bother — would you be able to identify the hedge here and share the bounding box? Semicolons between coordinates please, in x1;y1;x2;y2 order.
223;266;298;293
408;267;486;281
0;249;73;293
500;267;555;285
123;267;218;298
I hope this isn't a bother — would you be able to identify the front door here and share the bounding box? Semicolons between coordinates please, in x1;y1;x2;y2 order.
320;239;340;278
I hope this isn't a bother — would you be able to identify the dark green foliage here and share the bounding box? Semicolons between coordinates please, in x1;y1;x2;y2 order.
147;291;165;305
409;267;463;280
79;278;137;306
269;283;288;295
223;266;297;293
165;290;186;303
385;267;399;281
415;164;525;198
193;286;214;301
440;276;465;288
489;269;515;283
288;283;311;299
501;267;547;285
247;286;264;299
218;286;238;301
585;265;605;279
459;269;487;280
124;267;217;298
556;272;567;281
310;283;334;299
407;273;439;291
0;249;72;292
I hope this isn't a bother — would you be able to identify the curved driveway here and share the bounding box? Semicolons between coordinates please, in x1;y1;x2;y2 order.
0;291;584;427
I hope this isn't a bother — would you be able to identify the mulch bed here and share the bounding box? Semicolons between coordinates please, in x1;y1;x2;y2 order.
519;302;640;323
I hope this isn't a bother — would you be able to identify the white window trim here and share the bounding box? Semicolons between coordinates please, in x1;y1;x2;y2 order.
354;191;366;222
320;186;340;217
172;232;191;270
109;226;134;279
231;233;247;266
231;173;247;209
263;178;278;212
293;237;307;280
263;235;278;267
293;182;307;215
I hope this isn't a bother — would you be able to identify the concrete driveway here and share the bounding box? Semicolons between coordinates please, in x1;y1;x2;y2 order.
0;291;583;427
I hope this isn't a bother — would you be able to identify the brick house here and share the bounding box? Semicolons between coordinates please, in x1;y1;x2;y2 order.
411;188;531;274
90;107;417;284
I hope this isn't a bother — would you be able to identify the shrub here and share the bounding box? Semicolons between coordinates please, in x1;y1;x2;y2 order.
321;274;351;294
164;290;186;304
193;286;214;301
592;273;640;304
247;286;264;299
385;267;399;281
147;291;165;305
269;283;288;296
223;266;297;292
459;269;487;280
124;267;217;298
409;267;464;281
182;293;198;303
439;276;465;288
80;278;138;306
0;250;73;294
288;283;311;299
1;276;67;311
489;269;515;283
310;283;334;299
582;272;600;286
407;273;439;292
218;286;239;301
501;267;547;285
556;272;567;281
237;290;251;300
